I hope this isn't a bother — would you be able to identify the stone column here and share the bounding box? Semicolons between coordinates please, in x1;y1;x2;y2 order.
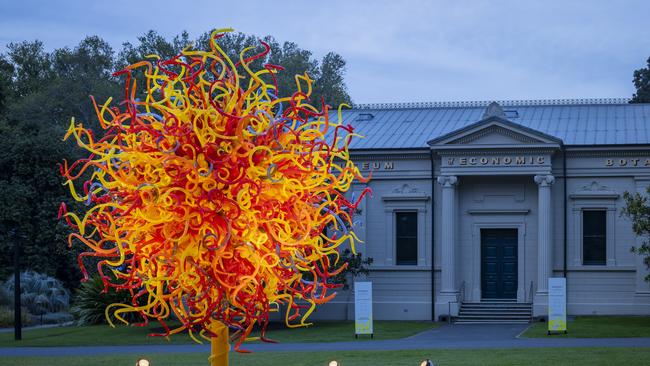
435;175;458;318
534;174;554;316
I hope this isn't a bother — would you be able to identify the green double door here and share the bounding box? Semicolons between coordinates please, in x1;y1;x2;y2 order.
481;228;518;300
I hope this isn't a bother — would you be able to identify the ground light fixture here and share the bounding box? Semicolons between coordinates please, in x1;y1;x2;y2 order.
135;359;150;366
420;359;435;366
328;361;340;366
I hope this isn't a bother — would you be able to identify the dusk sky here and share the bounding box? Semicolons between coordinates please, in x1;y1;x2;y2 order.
1;0;649;104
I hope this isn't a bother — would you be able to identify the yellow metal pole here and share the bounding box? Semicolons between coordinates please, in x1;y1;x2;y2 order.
209;321;229;366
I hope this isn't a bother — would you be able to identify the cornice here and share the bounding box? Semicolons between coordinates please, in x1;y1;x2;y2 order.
566;150;650;157
467;209;530;215
435;148;557;155
351;153;430;160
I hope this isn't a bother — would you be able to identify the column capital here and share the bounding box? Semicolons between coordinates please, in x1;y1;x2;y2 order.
436;175;458;187
534;174;555;187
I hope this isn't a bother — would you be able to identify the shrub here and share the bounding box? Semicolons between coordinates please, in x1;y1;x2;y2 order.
330;249;373;290
71;274;142;325
0;305;32;327
41;311;74;325
3;271;70;314
0;285;10;306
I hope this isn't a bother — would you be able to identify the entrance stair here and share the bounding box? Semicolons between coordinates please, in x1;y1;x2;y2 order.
454;300;532;324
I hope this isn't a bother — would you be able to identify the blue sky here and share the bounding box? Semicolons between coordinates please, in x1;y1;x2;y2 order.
1;0;649;103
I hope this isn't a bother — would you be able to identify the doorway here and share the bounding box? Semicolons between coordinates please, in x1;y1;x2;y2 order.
481;228;518;299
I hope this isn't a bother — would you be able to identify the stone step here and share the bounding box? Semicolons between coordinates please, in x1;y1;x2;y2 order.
455;301;532;324
454;320;531;324
460;306;531;310
461;308;531;312
462;302;532;306
459;311;531;316
461;304;532;309
479;299;518;302
457;314;531;319
460;306;532;311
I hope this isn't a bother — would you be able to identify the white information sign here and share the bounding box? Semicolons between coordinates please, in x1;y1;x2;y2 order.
548;277;567;333
354;281;373;335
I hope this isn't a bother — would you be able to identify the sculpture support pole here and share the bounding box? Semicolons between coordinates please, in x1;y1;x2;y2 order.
209;322;229;366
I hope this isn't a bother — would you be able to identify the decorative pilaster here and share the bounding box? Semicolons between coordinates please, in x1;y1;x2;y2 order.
435;175;458;318
534;174;554;316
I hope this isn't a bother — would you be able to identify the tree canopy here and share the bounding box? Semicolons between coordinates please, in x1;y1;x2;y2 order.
622;189;650;281
0;30;352;289
631;56;650;103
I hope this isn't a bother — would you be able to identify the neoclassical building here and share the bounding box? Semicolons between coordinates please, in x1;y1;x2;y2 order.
313;98;650;322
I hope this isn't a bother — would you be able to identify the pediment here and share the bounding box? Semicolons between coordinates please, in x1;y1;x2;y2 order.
450;124;541;145
428;117;563;148
569;181;619;199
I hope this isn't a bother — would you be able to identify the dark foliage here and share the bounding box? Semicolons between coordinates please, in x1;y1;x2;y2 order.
622;188;650;280
330;249;373;290
71;274;141;325
3;271;70;314
631;56;650;103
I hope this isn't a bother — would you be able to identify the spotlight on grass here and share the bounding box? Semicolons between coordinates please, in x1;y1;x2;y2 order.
136;359;150;366
420;359;435;366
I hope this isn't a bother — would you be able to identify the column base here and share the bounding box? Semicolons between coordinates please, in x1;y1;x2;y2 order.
533;291;548;318
435;291;459;320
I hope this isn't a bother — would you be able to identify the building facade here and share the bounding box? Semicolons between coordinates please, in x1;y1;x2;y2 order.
313;99;650;321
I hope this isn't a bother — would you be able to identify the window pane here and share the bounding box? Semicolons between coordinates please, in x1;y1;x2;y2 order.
396;212;417;265
583;210;606;265
583;211;606;236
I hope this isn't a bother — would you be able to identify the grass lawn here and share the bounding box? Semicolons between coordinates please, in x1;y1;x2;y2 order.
0;321;436;348
1;347;649;366
523;316;650;338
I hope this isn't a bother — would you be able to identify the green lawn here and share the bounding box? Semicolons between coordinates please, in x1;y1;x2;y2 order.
1;347;649;366
523;316;650;338
0;321;436;347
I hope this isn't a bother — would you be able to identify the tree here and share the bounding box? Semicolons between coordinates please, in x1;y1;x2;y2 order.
0;30;352;291
631;56;650;103
0;56;13;114
0;37;121;288
622;189;650;280
6;41;53;98
118;30;191;68
120;29;352;107
187;30;351;106
313;52;352;107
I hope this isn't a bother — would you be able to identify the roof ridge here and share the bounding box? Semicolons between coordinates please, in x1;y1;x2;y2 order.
353;98;632;109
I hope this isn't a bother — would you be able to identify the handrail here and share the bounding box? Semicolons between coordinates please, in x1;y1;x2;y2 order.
528;281;534;303
447;281;466;324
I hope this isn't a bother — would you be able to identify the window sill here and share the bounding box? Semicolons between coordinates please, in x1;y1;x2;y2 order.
566;265;635;272
371;265;432;271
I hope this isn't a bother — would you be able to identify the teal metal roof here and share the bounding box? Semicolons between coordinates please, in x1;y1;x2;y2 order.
331;99;650;149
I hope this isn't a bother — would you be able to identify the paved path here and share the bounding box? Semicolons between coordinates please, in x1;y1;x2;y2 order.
3;323;650;357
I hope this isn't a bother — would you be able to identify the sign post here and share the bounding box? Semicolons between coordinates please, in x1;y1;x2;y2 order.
548;277;567;335
354;281;373;338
